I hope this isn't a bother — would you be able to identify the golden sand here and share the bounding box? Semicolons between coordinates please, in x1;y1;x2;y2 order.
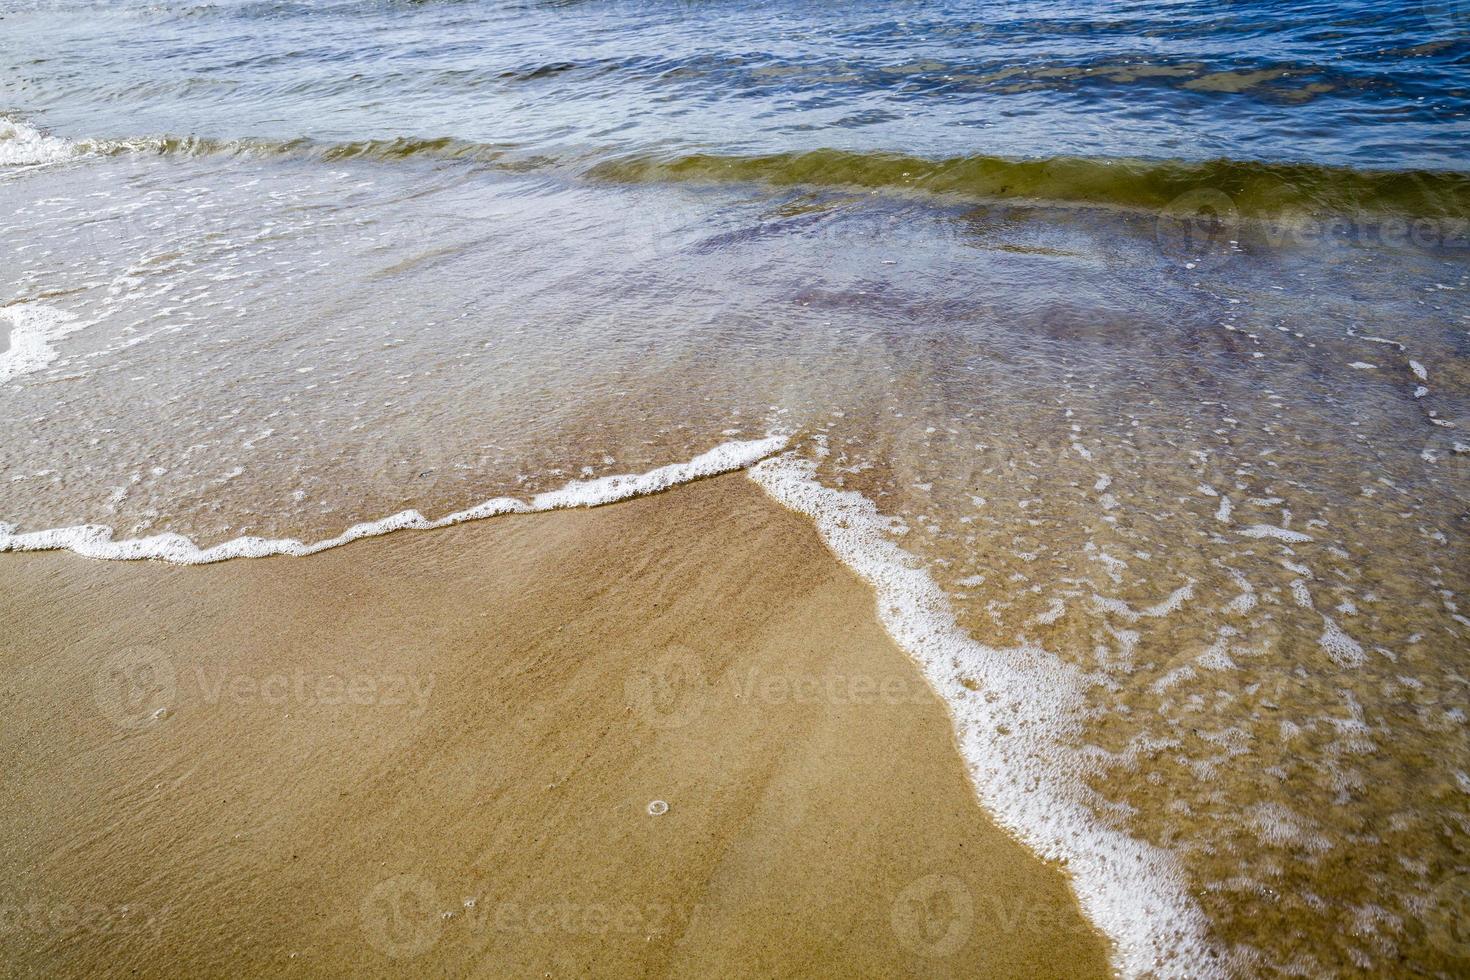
0;474;1109;977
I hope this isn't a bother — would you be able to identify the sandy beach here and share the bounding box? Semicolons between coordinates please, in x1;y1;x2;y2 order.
0;474;1110;977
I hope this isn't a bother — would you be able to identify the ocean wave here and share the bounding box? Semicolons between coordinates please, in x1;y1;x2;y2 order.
0;120;524;169
0;435;787;564
589;148;1470;222
0;119;87;167
749;451;1224;978
6;115;1464;221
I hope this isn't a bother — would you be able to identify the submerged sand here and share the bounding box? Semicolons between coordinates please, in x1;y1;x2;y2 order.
0;473;1109;977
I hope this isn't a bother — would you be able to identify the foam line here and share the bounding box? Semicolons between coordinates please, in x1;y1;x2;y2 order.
0;118;81;167
0;303;91;384
747;452;1223;979
0;435;787;565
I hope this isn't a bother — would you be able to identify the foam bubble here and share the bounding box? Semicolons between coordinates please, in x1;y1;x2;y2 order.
0;302;90;384
1196;638;1236;672
1153;664;1197;694
1318;617;1365;668
0;118;80;167
1033;597;1067;625
1249;802;1332;853
1224;591;1257;615
0;435;787;564
748;452;1222;979
1215;496;1233;523
1238;524;1313;543
1090;583;1195;624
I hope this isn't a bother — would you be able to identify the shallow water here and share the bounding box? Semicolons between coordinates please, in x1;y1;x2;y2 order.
2;0;1468;975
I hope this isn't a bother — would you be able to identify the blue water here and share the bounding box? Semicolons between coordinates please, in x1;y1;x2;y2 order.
2;0;1468;172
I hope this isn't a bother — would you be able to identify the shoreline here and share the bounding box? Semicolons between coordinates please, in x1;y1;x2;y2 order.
0;435;788;564
0;472;1111;976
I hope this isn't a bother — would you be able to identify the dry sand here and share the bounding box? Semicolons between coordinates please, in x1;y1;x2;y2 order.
0;473;1110;977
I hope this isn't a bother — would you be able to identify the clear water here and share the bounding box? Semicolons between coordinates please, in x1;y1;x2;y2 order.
2;1;1468;975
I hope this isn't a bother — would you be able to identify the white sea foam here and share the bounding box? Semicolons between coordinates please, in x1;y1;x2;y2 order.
1249;802;1332;853
1090;583;1195;624
1238;524;1312;543
1214;495;1233;523
1224;591;1256;615
0;119;80;167
0;302;91;384
747;452;1222;979
1318;616;1365;668
0;435;787;564
1033;596;1067;625
0;117;174;171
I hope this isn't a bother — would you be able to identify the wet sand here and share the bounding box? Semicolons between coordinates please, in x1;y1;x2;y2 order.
0;473;1110;977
